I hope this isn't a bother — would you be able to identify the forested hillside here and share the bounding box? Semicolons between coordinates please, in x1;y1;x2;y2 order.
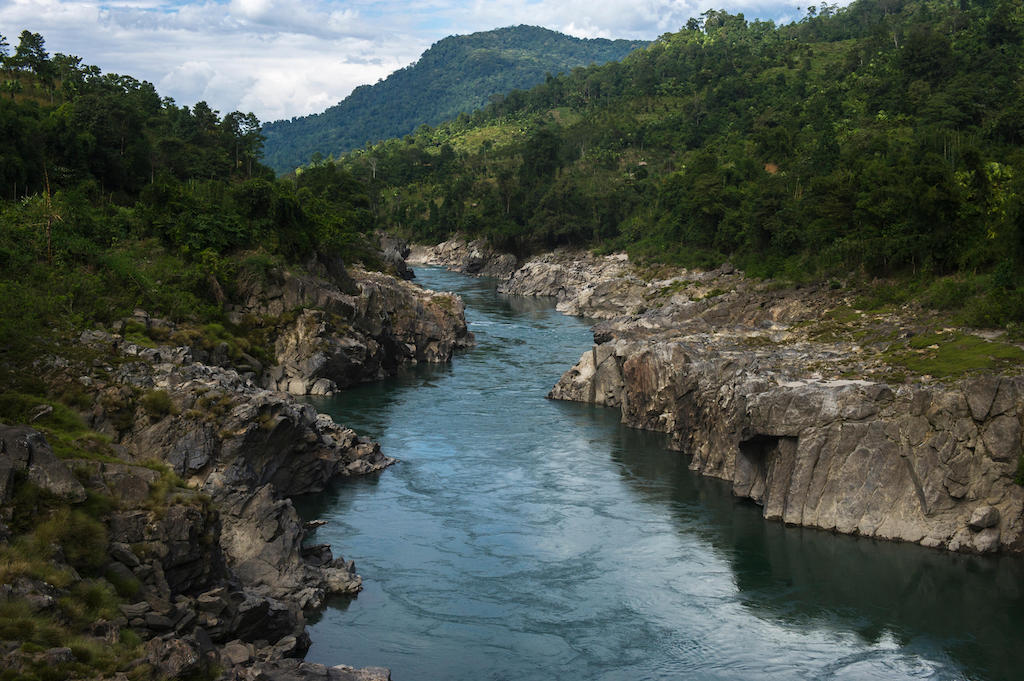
260;26;648;174
0;29;379;362
328;0;1024;327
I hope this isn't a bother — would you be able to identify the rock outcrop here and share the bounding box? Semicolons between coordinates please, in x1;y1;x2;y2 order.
409;239;745;319
4;320;397;676
73;328;394;603
539;257;1024;554
407;238;519;279
0;425;86;507
230;266;472;396
0;255;473;679
552;337;1024;554
407;240;1024;555
379;233;414;281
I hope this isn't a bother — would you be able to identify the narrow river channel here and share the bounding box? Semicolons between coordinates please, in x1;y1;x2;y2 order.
297;267;1024;681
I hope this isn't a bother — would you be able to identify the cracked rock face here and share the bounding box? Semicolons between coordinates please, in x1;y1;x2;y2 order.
407;238;519;279
419;242;1024;556
233;267;473;396
551;328;1024;555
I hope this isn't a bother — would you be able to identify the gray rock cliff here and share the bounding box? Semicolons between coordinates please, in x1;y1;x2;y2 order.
410;240;1024;555
229;266;473;396
0;258;473;679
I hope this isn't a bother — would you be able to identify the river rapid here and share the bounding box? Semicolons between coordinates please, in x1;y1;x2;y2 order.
297;267;1024;681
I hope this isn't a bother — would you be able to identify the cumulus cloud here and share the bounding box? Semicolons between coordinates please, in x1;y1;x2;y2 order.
0;0;849;122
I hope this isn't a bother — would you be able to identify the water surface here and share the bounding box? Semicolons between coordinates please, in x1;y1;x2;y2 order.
299;267;1024;681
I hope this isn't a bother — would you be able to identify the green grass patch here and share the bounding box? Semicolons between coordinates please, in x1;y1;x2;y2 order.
853;281;917;311
0;392;88;437
432;295;455;312
140;389;176;418
0;597;144;679
121;320;155;347
653;279;693;298
885;332;1024;379
104;566;142;599
0;392;123;464
34;509;109;575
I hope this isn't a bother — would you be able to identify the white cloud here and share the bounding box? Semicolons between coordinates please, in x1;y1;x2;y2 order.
0;0;850;122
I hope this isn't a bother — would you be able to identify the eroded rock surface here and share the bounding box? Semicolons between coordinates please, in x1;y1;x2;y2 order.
529;254;1024;554
232;266;473;396
553;336;1024;553
405;240;1024;555
0;258;462;678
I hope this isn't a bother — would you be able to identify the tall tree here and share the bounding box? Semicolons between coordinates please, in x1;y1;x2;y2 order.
13;31;48;74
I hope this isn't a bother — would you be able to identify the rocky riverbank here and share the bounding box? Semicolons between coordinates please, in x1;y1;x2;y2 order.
0;259;471;680
410;240;1024;555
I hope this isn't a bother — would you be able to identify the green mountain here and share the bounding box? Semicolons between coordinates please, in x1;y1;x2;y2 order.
260;25;649;174
330;0;1024;327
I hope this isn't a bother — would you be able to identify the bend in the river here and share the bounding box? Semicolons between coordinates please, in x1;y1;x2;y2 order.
297;267;1024;681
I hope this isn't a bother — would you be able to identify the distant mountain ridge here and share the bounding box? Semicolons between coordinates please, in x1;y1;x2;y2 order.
260;25;649;174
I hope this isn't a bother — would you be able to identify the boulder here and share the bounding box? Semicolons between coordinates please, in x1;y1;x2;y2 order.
969;505;1000;531
0;425;86;503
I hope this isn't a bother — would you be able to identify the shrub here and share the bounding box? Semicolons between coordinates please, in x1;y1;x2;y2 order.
922;278;973;311
140;389;175;418
34;509;109;575
105;566;141;599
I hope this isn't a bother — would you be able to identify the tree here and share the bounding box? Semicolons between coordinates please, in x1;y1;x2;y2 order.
13;31;48;74
222;111;264;178
3;79;21;100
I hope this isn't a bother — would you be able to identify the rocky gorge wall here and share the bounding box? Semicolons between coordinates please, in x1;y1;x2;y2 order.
1;259;471;680
412;240;1024;555
232;265;473;396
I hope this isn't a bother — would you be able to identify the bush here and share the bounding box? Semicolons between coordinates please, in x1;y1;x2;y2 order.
140;390;175;418
105;566;141;599
34;509;109;575
922;278;974;311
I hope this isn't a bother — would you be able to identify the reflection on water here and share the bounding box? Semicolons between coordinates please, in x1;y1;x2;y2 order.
296;267;1023;681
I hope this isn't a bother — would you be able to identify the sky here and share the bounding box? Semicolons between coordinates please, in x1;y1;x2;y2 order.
0;0;852;123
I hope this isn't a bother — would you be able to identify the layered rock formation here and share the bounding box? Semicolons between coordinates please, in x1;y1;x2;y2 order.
0;257;470;679
552;336;1024;554
228;266;473;396
407;239;518;279
412;239;1024;554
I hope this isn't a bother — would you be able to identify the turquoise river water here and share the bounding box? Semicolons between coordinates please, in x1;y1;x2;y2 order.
297;267;1024;681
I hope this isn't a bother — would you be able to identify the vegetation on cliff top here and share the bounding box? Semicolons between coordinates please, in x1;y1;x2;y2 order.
0;30;383;367
260;25;649;174
328;0;1024;328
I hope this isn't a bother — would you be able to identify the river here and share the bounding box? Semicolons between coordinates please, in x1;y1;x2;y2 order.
297;267;1024;681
